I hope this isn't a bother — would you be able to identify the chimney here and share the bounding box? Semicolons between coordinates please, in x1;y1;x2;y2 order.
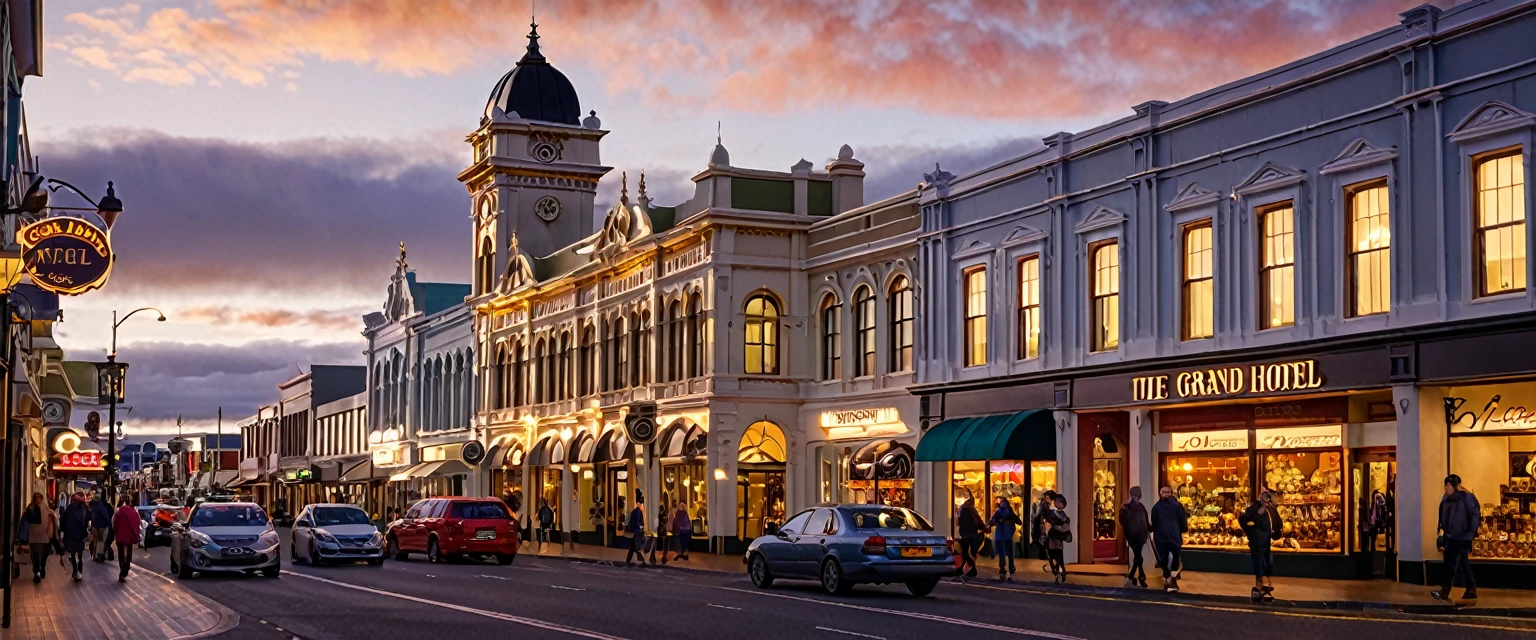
826;144;866;215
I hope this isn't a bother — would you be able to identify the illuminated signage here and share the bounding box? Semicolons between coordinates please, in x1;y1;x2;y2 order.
1255;425;1342;450
54;450;104;472
1132;360;1324;402
1169;429;1249;453
20;217;115;296
820;407;900;429
1446;382;1536;435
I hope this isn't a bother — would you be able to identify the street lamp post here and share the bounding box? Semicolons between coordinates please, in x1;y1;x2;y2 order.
104;307;165;502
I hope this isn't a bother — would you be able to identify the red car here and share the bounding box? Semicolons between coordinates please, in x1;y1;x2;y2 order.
385;497;519;565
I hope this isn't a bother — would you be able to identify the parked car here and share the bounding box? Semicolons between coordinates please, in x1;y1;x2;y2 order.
291;503;385;566
385;497;519;565
137;505;180;548
168;502;281;578
745;504;955;596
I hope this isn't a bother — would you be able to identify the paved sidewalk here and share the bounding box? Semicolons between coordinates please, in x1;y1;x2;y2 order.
5;553;235;639
528;539;1536;615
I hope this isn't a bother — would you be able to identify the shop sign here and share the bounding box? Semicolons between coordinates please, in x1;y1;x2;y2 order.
1446;382;1536;435
820;407;900;429
283;469;313;482
20;217;115;295
1132;359;1325;402
1255;425;1342;450
372;447;404;467
1169;429;1248;452
54;451;104;472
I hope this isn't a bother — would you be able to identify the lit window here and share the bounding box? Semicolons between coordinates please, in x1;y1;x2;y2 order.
1091;242;1120;351
963;267;987;367
854;286;876;377
744;293;780;375
1259;203;1295;329
888;276;913;372
1475;150;1526;296
820;295;842;380
1016;256;1041;359
1183;222;1214;339
1347;182;1391;316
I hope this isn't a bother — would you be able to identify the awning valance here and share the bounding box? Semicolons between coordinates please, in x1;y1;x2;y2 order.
914;410;1056;462
389;461;441;482
430;459;472;477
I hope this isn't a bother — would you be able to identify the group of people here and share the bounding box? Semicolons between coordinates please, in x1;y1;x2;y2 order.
1118;484;1281;601
18;490;143;585
953;492;1074;583
619;495;696;567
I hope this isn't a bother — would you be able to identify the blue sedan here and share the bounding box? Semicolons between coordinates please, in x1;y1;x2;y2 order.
745;505;956;596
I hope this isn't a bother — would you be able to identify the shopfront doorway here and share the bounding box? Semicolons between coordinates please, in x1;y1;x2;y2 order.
737;421;787;545
1092;434;1127;563
1351;448;1396;579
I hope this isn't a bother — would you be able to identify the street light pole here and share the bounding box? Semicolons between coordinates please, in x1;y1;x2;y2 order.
106;307;166;502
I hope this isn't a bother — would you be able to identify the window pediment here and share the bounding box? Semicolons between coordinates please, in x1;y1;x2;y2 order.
1318;138;1399;175
1448;100;1536;144
1164;182;1221;213
1001;224;1047;247
952;240;994;260
1234;161;1306;196
1073;205;1126;234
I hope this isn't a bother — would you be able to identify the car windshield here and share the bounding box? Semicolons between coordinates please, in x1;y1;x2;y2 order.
450;502;510;519
190;505;269;528
845;507;934;531
313;507;372;526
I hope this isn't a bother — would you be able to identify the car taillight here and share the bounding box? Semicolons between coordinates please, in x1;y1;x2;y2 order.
861;535;887;555
946;538;956;554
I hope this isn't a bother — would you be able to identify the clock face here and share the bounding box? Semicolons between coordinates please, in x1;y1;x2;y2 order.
535;196;562;222
42;400;67;425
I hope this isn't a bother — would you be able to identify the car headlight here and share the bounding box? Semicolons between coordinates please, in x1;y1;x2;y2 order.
189;530;212;549
369;531;384;546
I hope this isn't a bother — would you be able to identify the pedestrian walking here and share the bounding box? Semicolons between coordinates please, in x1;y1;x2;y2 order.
537;499;555;551
23;493;57;583
990;497;1022;581
112;497;142;582
1433;474;1480;607
1239;489;1283;603
1119;486;1151;588
89;492;113;563
1043;495;1072;582
1031;491;1055;566
648;503;668;565
1150;485;1188;593
1362;489;1389;573
955;497;985;580
671;501;693;561
625;495;647;566
61;492;91;582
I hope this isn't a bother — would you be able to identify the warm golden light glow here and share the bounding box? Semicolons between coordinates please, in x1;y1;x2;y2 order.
1476;150;1526;296
1091;242;1120;351
1183;222;1214;339
744;293;780;374
963;266;987;366
1017;256;1041;359
1348;182;1391;316
1260;203;1295;329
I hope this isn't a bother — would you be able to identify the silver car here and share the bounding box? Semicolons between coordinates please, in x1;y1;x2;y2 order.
746;505;956;596
291;504;385;566
169;502;281;578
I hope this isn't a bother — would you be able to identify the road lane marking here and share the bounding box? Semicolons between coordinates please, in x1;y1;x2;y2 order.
707;604;741;610
551;585;587;591
283;571;628;640
817;626;885;639
721;587;1086;640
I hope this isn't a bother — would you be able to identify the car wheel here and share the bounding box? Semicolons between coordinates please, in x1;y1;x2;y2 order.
906;578;940;597
427;537;442;564
388;535;408;561
308;541;321;566
748;554;774;589
820;559;852;596
367;558;385;567
496;553;515;566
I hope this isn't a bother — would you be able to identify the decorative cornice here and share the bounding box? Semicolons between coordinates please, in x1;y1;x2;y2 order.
1234;161;1306;196
1447;100;1536;144
951;240;994;260
1318;138;1399;176
1000;224;1048;248
1073;205;1127;234
1164;182;1221;213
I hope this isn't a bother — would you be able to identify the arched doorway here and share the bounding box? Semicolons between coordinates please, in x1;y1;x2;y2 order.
737;421;787;542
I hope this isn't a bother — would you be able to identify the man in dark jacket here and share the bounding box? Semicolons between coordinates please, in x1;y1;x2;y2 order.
61;493;92;582
1119;486;1151;588
1434;474;1481;605
1149;485;1188;592
956;498;984;580
624;495;647;567
89;493;114;562
1240;490;1283;602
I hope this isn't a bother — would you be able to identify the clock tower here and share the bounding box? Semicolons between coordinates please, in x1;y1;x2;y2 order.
458;20;611;296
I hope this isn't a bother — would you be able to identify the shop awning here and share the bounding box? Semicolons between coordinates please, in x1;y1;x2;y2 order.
389;461;442;482
915;410;1056;462
428;459;472;477
339;458;374;483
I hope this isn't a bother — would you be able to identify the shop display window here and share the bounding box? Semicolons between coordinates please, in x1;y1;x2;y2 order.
662;462;709;535
1260;451;1344;552
541;468;563;528
1031;462;1057;495
952;461;986;517
1450;432;1536;561
1163;454;1250;550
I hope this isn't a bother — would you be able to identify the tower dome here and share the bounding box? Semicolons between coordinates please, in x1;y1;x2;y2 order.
483;21;581;126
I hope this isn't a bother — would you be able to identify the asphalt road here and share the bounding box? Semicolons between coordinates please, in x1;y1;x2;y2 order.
131;538;1536;640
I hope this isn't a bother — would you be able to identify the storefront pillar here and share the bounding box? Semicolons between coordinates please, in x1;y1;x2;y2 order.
1128;409;1153;500
1393;384;1447;580
1053;410;1080;564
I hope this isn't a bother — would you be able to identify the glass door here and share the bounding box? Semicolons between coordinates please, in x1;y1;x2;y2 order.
1350;449;1396;579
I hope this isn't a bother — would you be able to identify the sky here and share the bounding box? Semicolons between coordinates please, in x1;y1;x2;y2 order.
25;0;1436;434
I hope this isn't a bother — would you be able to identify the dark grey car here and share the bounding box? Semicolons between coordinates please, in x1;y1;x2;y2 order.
745;505;956;596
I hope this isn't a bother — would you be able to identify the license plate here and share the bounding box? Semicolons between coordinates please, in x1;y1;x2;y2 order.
899;547;933;558
475;530;496;540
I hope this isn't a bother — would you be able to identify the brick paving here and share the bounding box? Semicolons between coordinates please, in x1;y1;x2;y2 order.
6;552;231;639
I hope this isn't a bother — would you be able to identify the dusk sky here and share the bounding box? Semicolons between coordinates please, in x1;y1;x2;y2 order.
28;0;1433;435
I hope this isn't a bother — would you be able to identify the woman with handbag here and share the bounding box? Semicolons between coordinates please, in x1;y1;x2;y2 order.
23;493;57;583
1044;494;1072;583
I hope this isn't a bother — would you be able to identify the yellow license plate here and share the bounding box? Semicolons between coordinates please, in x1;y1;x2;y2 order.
899;547;933;558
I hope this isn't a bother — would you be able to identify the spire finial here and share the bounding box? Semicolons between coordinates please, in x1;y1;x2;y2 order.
520;4;545;65
397;241;408;270
717;121;722;145
620;171;629;203
638;170;649;204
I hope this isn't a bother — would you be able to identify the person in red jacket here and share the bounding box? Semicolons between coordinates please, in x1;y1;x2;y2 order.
112;497;143;582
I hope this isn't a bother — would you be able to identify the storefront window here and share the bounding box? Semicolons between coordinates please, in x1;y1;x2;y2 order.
662;461;709;535
951;461;985;520
541;468;562;528
1093;437;1124;547
1451;433;1536;561
949;460;1055;541
1260;450;1344;552
1164;453;1251;550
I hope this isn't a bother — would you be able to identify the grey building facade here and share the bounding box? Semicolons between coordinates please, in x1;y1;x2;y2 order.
913;0;1536;587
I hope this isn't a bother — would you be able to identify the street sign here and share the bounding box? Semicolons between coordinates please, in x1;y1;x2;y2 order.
19;216;115;295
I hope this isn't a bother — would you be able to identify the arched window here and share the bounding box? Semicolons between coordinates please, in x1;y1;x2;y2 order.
496;344;511;409
853;285;876;377
533;338;548;404
558;331;572;401
628;312;643;387
686;294;704;379
638;311;652;386
578;326;595;397
739;421;786;464
478;236;495;295
888;275;913;372
511;339;526;408
819;294;842;380
543;338;557;402
666;301;683;383
612;317;628;390
743;293;780;375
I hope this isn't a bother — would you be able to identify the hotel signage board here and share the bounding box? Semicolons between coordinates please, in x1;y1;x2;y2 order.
1132;359;1325;403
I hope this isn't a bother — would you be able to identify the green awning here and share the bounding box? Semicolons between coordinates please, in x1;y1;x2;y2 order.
915;410;1056;462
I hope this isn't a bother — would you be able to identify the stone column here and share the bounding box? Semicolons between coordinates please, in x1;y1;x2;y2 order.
1394;384;1448;582
1128;408;1154;498
1053;410;1080;565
